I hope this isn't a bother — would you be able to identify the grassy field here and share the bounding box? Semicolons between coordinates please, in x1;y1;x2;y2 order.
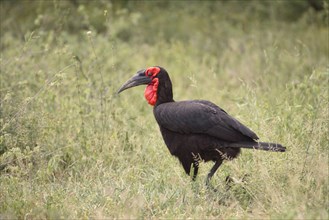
0;1;328;219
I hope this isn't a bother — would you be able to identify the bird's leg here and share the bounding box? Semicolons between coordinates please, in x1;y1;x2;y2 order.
206;160;222;187
192;163;199;181
191;152;201;181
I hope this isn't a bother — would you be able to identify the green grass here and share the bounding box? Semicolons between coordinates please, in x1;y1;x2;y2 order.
0;1;328;219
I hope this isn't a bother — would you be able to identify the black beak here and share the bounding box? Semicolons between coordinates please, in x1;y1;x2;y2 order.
117;69;151;94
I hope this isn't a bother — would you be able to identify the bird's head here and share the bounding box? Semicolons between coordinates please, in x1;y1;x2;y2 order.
117;66;172;106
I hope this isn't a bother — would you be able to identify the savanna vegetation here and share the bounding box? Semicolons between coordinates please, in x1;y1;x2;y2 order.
0;0;328;219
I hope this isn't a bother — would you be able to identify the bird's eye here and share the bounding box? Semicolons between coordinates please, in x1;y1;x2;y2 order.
146;70;153;77
145;67;160;77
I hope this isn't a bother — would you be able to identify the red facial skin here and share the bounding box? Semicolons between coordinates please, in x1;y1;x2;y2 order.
144;67;160;106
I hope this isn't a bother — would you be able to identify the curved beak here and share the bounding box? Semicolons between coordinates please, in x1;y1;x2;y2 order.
117;69;151;94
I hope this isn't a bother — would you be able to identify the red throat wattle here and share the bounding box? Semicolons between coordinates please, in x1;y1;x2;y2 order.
144;78;159;106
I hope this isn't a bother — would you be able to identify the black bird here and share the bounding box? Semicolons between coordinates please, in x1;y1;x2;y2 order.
118;66;285;186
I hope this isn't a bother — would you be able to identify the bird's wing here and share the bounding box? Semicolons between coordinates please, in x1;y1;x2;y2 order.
154;100;258;142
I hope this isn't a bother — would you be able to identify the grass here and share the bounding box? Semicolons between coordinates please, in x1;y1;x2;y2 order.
0;0;328;219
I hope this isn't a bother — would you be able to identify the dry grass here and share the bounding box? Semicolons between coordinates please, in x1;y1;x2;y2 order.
0;1;328;219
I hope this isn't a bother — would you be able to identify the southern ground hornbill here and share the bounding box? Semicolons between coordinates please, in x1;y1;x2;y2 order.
118;66;285;186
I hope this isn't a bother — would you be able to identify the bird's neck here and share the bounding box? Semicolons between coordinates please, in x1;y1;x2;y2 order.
156;83;174;106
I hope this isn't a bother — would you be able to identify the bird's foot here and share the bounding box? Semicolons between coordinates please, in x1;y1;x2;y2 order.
206;183;218;192
206;178;218;192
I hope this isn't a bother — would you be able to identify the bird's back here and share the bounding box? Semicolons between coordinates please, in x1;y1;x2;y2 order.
153;100;258;143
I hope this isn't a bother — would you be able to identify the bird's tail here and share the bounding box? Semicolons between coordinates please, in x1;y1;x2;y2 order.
228;141;286;152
